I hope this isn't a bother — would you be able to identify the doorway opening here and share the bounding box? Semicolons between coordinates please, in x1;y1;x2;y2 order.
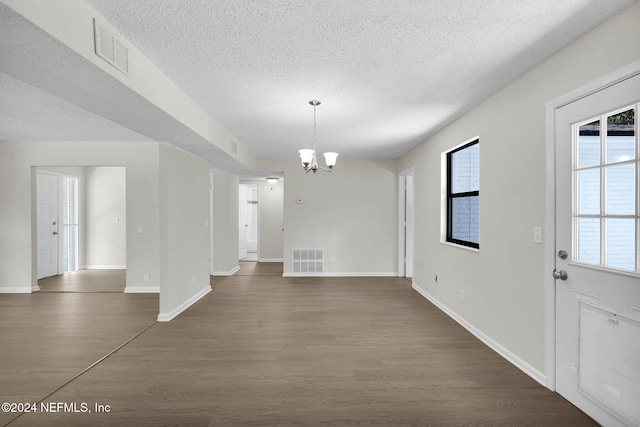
34;166;127;293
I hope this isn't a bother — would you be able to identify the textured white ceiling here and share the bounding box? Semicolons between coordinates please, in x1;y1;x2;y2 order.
82;0;635;159
1;0;636;166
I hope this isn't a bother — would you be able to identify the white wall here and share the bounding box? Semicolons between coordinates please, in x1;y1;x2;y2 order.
399;1;640;379
84;166;126;269
0;140;160;293
211;167;240;275
158;144;210;320
258;180;284;261
265;158;398;276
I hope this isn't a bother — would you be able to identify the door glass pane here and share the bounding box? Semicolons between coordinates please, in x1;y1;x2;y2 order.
451;196;479;244
578;120;600;168
577;218;600;264
606;164;635;215
577;169;600;214
69;178;78;224
63;177;70;224
451;144;479;193
63;225;69;272
605;218;635;270
606;108;635;163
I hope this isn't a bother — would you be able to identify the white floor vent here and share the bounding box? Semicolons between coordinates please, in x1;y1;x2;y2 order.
93;18;130;76
292;249;323;273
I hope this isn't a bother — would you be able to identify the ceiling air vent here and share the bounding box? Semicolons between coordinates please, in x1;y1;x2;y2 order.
93;18;130;76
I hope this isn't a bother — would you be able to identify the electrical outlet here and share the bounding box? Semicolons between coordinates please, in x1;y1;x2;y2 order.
143;273;150;282
330;257;336;264
459;290;465;302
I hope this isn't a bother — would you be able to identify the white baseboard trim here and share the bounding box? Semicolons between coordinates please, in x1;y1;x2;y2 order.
32;285;41;292
412;282;547;387
82;265;126;270
258;258;284;263
157;285;211;322
212;265;240;276
283;272;399;277
0;287;35;293
125;286;160;294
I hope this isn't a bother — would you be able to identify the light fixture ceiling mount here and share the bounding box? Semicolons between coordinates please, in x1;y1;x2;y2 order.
299;100;338;173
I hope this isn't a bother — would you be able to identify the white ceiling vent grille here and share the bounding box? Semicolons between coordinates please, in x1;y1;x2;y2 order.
93;18;130;76
293;249;323;274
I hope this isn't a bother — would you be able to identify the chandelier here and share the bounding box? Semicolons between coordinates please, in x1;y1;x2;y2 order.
299;100;338;173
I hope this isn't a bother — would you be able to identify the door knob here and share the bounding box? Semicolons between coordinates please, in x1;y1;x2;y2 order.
52;231;58;235
552;269;568;280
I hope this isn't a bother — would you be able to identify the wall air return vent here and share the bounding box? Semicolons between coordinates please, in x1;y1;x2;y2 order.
292;249;324;274
93;18;130;76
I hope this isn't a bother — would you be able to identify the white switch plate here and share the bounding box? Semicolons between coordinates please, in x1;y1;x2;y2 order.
533;226;542;244
137;225;143;234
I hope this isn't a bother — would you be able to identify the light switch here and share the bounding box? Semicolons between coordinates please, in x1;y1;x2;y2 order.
533;226;542;244
137;225;143;234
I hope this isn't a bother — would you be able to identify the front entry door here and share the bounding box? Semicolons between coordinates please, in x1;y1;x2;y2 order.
37;172;59;279
555;73;640;427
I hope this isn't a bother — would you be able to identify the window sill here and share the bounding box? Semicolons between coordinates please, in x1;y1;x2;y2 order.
440;241;480;253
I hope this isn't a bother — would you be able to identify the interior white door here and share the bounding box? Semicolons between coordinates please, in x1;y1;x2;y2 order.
246;185;258;253
555;73;640;427
238;184;248;259
37;172;59;279
405;174;414;278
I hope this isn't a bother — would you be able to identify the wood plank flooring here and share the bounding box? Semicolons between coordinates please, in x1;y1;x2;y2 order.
38;269;126;293
236;261;283;276
1;268;596;426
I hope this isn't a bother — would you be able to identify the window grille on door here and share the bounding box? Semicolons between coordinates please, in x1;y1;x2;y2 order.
573;105;638;273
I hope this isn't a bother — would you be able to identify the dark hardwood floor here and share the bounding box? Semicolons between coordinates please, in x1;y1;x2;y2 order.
236;261;283;276
38;269;126;293
1;268;596;426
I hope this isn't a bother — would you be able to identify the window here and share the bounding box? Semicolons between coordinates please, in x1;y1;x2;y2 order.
446;139;480;248
574;105;638;272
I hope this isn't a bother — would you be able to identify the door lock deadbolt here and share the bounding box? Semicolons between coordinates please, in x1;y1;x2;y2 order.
558;250;568;260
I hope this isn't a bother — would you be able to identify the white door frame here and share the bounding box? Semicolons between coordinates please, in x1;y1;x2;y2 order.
544;59;640;391
398;167;415;278
210;172;215;275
